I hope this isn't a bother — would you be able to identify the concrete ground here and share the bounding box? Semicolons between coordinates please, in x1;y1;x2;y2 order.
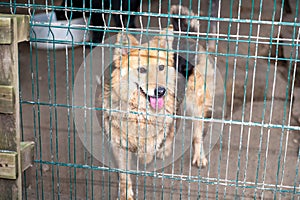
1;0;300;199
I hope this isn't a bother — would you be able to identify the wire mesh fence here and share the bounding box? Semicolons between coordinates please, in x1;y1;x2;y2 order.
0;0;299;199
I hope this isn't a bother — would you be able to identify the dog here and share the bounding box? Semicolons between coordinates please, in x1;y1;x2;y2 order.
102;26;176;199
100;5;213;199
55;0;140;43
171;5;215;168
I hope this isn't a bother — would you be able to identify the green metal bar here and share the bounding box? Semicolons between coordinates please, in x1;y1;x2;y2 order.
66;41;72;200
18;100;300;132
226;0;242;198
71;42;77;200
274;0;300;198
1;2;300;27
28;159;300;195
253;0;278;198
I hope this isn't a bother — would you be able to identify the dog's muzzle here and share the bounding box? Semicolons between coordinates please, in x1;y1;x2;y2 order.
136;83;166;110
149;86;166;110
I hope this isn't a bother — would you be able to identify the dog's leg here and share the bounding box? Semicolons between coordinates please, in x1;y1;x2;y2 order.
191;120;208;168
184;100;208;168
112;144;134;200
185;70;211;168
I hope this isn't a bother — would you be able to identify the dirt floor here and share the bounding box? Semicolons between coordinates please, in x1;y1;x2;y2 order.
1;0;300;199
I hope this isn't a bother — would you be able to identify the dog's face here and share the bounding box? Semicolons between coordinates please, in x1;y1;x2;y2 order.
113;27;175;111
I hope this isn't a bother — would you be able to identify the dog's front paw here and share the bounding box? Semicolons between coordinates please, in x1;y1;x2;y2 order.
192;153;208;168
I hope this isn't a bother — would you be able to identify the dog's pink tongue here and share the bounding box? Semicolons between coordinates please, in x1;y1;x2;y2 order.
149;97;164;110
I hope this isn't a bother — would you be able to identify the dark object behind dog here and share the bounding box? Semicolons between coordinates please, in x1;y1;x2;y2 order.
55;0;141;43
284;0;292;13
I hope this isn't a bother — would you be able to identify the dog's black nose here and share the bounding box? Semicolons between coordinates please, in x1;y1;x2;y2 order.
154;86;166;97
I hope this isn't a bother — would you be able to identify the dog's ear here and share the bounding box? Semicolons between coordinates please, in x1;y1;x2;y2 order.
113;33;140;69
151;25;174;49
170;5;200;33
114;33;139;56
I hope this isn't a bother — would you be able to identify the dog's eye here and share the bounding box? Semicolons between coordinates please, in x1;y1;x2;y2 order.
137;67;147;74
158;65;165;71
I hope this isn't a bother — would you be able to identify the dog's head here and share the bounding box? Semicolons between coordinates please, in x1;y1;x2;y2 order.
112;26;176;111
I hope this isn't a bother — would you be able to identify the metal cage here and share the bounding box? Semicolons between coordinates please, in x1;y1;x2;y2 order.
0;0;299;199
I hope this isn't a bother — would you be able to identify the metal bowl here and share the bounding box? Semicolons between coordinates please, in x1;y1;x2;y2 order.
31;12;88;49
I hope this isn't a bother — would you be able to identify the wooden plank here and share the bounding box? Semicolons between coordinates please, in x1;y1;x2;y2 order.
0;14;30;44
0;15;30;85
15;15;30;43
0;17;12;44
0;105;18;200
0;14;29;200
0;179;18;200
0;44;14;86
0;15;19;200
0;151;17;179
20;141;34;172
0;107;17;151
0;85;14;114
0;142;34;180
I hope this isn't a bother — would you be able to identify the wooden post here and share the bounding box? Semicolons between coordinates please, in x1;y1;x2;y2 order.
0;14;30;200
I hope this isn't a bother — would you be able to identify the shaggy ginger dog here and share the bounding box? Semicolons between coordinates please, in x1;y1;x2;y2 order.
101;7;213;199
103;27;177;199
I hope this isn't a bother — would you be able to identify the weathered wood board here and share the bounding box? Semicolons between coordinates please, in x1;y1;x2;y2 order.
0;14;29;200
